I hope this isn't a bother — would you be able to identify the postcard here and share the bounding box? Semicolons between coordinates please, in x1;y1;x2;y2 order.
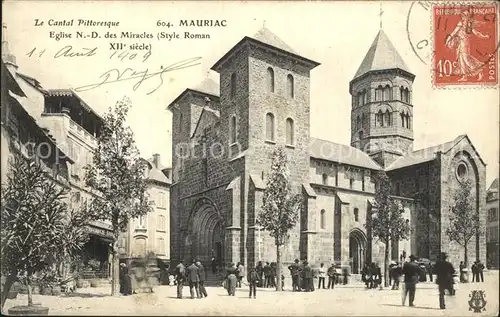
1;1;498;316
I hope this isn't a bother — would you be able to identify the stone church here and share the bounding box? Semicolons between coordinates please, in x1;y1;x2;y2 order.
168;27;487;272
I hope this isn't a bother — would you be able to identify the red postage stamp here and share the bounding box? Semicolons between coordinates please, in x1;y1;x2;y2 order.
433;3;498;87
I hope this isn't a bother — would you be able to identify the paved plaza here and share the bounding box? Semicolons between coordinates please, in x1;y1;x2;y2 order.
3;272;498;316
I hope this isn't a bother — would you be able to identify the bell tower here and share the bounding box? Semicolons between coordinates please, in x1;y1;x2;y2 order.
349;29;415;168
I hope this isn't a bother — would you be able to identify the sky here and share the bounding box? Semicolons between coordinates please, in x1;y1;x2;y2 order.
3;1;499;186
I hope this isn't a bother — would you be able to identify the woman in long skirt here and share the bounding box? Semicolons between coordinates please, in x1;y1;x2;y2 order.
226;263;238;296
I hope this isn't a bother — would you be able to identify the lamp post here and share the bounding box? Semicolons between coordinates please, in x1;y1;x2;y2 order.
257;225;262;262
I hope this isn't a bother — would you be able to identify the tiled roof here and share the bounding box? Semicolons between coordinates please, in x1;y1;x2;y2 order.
385;135;466;171
46;89;104;121
192;78;220;97
146;158;171;185
309;138;382;170
488;178;499;192
353;29;411;80
252;27;297;54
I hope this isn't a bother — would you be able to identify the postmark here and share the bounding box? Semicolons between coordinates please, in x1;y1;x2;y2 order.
432;3;499;87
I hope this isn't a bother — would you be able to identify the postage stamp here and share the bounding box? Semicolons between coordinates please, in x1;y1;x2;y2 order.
432;3;499;88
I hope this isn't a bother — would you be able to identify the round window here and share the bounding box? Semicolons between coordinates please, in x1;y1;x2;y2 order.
456;162;468;181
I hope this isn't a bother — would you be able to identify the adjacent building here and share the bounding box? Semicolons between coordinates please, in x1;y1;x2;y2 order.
118;154;172;264
168;27;487;272
486;178;499;269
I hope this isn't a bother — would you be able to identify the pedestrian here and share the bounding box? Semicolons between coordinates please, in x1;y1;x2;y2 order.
459;261;467;283
226;262;238;296
342;266;350;285
318;263;327;289
402;255;421;307
434;252;455;310
186;259;201;299
388;261;396;286
236;261;245;288
288;259;301;292
428;262;434;282
247;266;259;299
327;263;336;289
302;261;313;292
211;257;217;275
391;262;403;290
196;260;208;298
119;263;132;295
175;260;186;299
263;262;271;288
471;261;478;282
362;263;371;289
270;262;277;288
256;261;264;287
476;260;485;282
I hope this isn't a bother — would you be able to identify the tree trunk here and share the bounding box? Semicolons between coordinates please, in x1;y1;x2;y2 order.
0;272;17;309
111;253;120;296
464;244;469;283
27;277;33;307
384;242;390;288
276;245;282;292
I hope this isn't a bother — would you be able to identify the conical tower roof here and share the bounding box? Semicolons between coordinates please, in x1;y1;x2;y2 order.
251;27;297;54
353;29;411;80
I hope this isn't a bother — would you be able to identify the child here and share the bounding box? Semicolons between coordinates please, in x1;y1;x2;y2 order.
247;266;259;299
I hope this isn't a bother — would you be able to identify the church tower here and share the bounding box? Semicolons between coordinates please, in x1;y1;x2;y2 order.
349;29;415;168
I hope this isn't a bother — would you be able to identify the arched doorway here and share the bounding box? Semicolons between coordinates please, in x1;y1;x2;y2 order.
185;198;224;265
349;228;367;274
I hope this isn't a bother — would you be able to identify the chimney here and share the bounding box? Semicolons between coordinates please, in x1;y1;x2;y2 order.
152;153;160;168
2;24;18;70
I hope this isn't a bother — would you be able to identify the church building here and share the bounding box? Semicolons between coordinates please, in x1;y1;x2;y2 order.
168;27;487;272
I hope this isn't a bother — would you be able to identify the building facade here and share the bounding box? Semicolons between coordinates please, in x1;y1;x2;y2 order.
486;179;499;269
169;27;484;272
118;154;172;264
2;23;114;278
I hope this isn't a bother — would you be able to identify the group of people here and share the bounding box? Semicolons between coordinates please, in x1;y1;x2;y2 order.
361;262;383;289
174;259;208;299
288;259;349;292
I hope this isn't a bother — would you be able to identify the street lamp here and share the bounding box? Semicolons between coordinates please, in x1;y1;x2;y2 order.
257;225;262;262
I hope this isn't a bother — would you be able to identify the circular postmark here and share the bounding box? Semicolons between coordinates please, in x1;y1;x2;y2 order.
407;1;499;84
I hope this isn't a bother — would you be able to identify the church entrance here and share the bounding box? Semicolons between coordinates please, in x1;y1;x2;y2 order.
349;228;367;274
186;198;225;266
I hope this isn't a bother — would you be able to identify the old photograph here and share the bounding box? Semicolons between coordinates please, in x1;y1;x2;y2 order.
1;0;499;315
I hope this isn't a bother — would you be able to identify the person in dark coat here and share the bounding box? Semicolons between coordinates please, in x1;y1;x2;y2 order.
476;260;485;282
256;261;264;287
226;263;238;296
402;255;421;307
119;263;132;295
288;259;301;292
186;259;201;299
196;261;208;298
428;262;434;282
247;266;259;299
327;263;336;289
263;262;271;288
211;257;217;275
302;261;313;292
471;261;478;282
434;252;455;310
270;262;277;288
175;260;186;299
362;263;371;289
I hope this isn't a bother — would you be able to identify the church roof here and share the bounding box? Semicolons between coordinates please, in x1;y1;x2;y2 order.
309;138;382;170
385;134;485;171
352;29;411;80
193;77;220;97
211;27;319;72
488;178;499;193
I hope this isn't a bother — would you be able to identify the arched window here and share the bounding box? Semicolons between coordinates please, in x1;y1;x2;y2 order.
230;73;237;99
356;116;361;130
362;113;366;125
358;130;363;141
266;113;275;141
287;74;294;98
400;112;405;127
320;209;326;229
404;88;410;103
363;90;368;104
230;115;237;144
383;85;391;101
134;237;147;256
285;118;294;145
377;110;384;127
384;110;391;126
405;114;410;129
322;173;328;185
376;85;383;101
179;113;184;133
358;92;363;107
266;67;275;93
354;208;359;222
